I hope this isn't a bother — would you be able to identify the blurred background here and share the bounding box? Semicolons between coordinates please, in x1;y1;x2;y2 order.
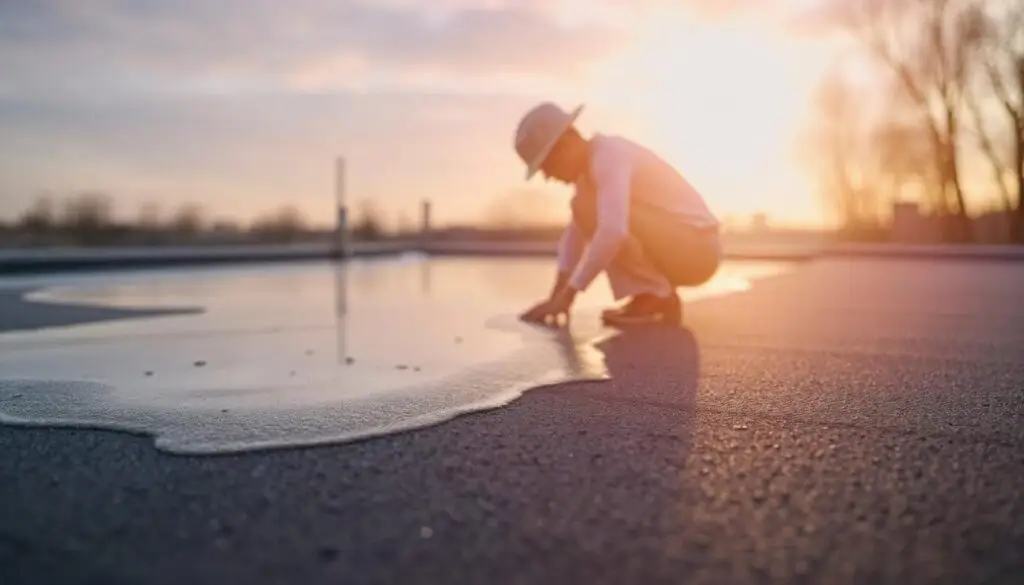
0;0;1021;249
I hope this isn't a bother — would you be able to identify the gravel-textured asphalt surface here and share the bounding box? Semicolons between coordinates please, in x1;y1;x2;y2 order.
1;257;1023;585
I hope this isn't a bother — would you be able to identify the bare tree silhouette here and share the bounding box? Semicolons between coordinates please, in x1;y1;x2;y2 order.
60;193;115;245
484;188;565;229
968;0;1024;239
351;199;386;241
169;203;205;237
815;0;988;241
249;205;309;243
17;195;57;236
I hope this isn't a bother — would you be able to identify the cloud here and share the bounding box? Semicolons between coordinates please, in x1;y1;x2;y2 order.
0;89;547;223
0;0;635;221
0;0;629;98
0;0;801;223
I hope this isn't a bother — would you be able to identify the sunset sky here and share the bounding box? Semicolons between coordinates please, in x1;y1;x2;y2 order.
0;0;840;229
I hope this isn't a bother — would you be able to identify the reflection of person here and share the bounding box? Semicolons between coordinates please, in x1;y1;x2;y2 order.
514;102;722;328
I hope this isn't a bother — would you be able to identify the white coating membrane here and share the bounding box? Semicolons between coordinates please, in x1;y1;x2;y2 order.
0;255;792;454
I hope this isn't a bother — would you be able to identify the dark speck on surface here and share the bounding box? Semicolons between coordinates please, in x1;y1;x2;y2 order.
194;361;207;368
318;547;339;563
145;371;154;377
395;365;409;370
344;357;355;365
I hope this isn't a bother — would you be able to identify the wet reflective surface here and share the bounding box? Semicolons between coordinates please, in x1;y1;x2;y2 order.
0;255;793;454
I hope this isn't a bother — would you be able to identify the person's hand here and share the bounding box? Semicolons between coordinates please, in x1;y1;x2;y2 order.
520;287;577;327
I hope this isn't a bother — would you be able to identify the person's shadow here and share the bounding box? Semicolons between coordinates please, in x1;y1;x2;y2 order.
548;320;701;412
483;321;705;578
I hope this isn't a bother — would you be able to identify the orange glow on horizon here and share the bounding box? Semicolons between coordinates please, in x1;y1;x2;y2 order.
570;8;836;228
0;5;845;232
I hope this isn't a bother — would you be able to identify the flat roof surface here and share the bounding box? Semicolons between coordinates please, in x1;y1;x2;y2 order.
1;256;1022;585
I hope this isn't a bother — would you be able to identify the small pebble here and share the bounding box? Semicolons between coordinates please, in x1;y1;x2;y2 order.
194;360;207;367
345;357;355;365
420;526;433;539
221;409;229;413
396;364;409;370
144;371;154;377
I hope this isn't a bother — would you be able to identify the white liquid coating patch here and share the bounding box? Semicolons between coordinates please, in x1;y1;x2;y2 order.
0;257;792;455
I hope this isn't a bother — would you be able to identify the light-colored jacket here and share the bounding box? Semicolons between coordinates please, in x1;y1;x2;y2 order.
557;133;719;291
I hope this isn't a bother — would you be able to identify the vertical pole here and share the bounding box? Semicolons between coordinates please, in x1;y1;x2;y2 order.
419;199;432;250
334;157;349;363
335;157;348;259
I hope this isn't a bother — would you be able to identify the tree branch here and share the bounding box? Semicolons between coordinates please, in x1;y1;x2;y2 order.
964;84;1013;209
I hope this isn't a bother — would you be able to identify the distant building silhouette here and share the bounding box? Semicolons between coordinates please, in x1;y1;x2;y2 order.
891;202;1011;244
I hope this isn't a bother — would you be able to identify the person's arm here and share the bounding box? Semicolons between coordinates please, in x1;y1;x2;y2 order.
552;222;584;297
567;150;632;292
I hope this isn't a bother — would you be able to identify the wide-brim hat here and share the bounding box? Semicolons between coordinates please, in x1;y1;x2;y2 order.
514;102;585;180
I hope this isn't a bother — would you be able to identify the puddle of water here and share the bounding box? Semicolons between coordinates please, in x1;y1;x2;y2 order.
0;256;793;454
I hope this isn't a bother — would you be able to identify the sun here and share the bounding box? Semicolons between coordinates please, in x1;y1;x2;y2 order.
581;8;834;227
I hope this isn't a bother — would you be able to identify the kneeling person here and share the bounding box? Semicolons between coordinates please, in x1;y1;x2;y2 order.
514;102;721;327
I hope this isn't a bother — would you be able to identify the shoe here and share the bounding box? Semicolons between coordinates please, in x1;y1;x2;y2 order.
601;293;682;327
600;294;662;320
